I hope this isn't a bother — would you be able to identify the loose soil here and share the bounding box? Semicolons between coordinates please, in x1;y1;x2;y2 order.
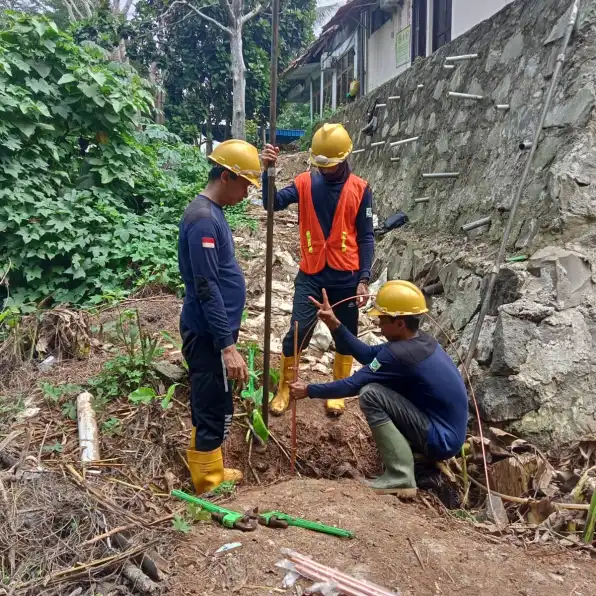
167;478;595;596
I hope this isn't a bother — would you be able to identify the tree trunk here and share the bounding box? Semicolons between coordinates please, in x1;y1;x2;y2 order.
229;23;246;140
206;118;213;155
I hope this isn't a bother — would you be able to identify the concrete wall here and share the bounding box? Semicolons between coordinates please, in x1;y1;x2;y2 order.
337;0;596;447
451;0;514;39
367;3;411;92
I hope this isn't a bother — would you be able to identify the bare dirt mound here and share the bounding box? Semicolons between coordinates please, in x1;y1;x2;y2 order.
167;478;594;596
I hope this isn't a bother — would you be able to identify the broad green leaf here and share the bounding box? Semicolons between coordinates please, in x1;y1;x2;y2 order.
128;387;157;405
33;20;47;38
57;73;76;85
32;63;51;78
91;72;107;86
14;121;36;137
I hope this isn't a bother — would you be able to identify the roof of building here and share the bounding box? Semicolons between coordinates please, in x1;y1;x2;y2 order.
282;0;372;78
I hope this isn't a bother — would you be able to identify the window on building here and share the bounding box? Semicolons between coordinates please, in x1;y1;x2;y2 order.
337;49;355;106
411;0;427;59
370;6;391;34
432;0;452;51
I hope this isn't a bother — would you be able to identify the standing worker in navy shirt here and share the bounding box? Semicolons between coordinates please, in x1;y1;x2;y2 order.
261;123;374;417
178;139;262;495
289;281;469;498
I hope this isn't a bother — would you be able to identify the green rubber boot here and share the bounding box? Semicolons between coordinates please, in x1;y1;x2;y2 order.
366;421;417;498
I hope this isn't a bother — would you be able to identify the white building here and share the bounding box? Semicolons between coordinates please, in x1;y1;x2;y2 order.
284;0;514;116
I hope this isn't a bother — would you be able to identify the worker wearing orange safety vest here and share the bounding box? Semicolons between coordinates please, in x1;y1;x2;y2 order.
261;123;375;417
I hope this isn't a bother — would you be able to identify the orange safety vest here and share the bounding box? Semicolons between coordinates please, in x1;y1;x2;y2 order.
295;171;367;275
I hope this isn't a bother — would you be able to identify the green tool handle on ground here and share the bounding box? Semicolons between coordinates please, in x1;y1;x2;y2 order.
260;511;354;538
172;489;249;529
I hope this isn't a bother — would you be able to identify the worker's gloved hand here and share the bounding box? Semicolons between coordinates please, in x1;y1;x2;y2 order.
222;344;249;385
289;380;309;401
356;281;369;308
309;289;340;331
261;143;280;167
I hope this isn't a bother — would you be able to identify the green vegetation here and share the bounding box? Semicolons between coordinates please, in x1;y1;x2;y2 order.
0;13;210;309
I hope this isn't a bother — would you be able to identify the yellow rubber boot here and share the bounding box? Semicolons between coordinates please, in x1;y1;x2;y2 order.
187;428;242;493
326;353;353;416
269;354;296;416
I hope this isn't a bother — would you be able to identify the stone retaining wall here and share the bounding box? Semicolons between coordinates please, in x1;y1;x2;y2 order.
338;0;596;447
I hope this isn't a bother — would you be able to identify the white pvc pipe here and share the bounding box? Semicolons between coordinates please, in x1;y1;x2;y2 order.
448;91;484;100
77;392;100;462
375;103;387;108
495;104;510;110
414;197;430;203
352;149;365;154
390;136;419;147
370;141;385;147
417;84;424;89
387;95;400;100
390;157;400;162
422;172;460;179
445;53;478;62
444;64;455;69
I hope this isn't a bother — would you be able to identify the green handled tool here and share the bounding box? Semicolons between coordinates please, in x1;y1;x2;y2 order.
172;490;258;531
259;511;354;538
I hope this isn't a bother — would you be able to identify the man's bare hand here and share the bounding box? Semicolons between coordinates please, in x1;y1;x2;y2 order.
356;281;369;308
289;380;309;401
309;289;341;331
222;344;249;385
261;144;280;167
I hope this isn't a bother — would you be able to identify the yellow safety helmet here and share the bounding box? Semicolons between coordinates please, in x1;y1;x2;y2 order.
309;123;353;168
369;280;429;317
208;139;262;188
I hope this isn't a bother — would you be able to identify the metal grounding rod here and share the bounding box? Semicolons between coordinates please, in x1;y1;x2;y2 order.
464;0;581;371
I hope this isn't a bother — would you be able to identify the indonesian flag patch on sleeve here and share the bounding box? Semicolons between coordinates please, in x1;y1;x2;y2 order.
202;237;216;249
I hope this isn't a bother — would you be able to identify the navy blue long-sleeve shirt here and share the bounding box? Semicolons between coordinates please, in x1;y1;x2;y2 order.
178;195;246;350
262;167;374;288
308;326;469;459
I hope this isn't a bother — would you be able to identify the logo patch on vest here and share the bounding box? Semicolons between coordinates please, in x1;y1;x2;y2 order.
366;207;373;218
369;358;381;372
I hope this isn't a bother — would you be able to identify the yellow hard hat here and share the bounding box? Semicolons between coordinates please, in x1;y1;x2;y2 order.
309;123;353;168
369;280;429;317
208;139;262;188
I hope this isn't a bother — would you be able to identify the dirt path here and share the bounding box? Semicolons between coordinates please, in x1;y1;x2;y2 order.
167;478;594;596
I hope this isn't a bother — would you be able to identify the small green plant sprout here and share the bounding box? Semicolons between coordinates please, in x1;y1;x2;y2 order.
40;382;63;404
240;345;270;443
128;383;179;409
101;417;123;437
42;442;64;454
61;401;77;420
211;480;236;496
172;514;192;534
186;503;211;522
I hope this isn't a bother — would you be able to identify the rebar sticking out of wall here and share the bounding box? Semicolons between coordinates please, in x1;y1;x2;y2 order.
390;136;419;147
445;53;479;62
422;172;460;179
414;197;430;204
370;141;385;147
519;140;533;151
462;217;491;232
448;91;484;101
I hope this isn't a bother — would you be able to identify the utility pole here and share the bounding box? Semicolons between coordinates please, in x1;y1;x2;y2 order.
261;0;280;435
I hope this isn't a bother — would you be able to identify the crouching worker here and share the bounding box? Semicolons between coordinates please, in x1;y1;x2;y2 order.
178;140;262;494
289;281;469;497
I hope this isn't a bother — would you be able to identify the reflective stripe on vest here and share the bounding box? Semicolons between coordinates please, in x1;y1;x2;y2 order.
295;171;367;275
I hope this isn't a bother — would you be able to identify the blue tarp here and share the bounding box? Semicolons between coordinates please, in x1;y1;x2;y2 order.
266;128;305;144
